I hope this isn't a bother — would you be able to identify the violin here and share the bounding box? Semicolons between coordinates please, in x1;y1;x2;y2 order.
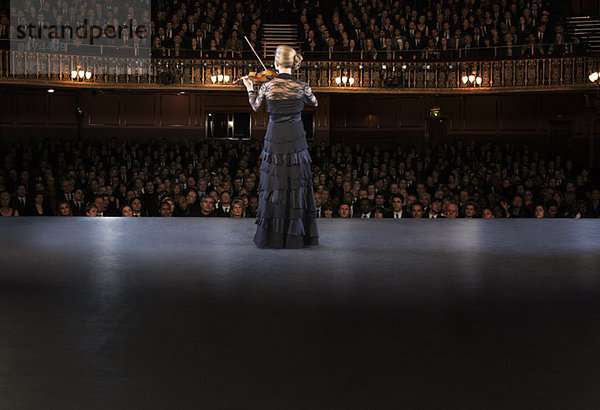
233;69;277;84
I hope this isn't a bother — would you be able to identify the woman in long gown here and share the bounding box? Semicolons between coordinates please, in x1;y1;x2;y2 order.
243;45;319;249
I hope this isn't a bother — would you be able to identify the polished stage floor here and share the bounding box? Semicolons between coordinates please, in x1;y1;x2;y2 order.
1;218;600;409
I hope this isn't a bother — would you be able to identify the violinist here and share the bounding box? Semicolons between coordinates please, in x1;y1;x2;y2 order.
242;45;319;249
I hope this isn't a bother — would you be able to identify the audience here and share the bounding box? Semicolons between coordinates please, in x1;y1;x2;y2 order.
1;0;587;61
298;0;579;60
0;137;598;219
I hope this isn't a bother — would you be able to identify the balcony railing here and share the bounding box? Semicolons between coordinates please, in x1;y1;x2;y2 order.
1;48;598;93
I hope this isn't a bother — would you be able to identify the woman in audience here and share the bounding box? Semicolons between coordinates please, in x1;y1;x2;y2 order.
481;208;494;218
533;204;546;219
29;192;52;216
158;201;173;217
57;201;73;216
121;205;134;217
230;198;246;218
0;192;19;216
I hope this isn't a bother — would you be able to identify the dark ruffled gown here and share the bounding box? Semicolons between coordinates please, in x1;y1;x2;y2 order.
247;73;319;248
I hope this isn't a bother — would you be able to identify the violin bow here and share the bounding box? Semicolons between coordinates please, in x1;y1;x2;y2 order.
244;35;268;72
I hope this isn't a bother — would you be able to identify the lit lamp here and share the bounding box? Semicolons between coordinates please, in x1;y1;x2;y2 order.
348;77;355;86
223;75;230;83
589;72;600;83
71;70;78;79
461;75;469;84
476;76;482;85
211;75;217;83
335;76;342;85
217;74;223;82
85;71;92;80
341;75;348;84
78;69;85;79
468;74;475;83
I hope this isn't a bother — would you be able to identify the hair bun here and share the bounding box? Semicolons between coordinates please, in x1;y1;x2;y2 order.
293;53;303;70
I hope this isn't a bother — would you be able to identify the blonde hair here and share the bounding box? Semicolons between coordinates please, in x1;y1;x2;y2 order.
230;198;246;218
275;45;303;70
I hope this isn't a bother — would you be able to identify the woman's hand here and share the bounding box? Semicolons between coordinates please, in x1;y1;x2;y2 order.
242;77;254;91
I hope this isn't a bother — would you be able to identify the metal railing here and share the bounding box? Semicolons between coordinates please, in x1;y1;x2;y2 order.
1;48;598;91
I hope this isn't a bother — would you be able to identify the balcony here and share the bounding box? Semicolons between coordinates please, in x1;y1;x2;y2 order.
1;48;599;94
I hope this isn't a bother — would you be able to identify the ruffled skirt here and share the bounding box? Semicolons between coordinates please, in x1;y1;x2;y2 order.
253;120;319;249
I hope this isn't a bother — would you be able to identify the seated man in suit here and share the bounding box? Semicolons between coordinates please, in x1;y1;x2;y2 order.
216;191;233;217
70;188;86;216
11;184;29;216
338;202;352;218
409;202;425;218
427;198;444;218
199;196;217;217
384;194;406;218
353;198;374;218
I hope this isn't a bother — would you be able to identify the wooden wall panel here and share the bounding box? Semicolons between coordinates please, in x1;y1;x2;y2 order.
500;95;536;131
371;97;400;128
159;94;191;126
399;97;425;128
314;95;329;129
89;92;120;126
329;96;347;128
49;95;78;125
205;93;248;108
16;94;46;124
194;94;205;127
434;96;462;131
0;86;591;148
345;99;370;128
464;96;497;131
0;93;13;124
124;94;155;126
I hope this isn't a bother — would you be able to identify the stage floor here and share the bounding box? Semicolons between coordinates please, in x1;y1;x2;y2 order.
1;218;600;409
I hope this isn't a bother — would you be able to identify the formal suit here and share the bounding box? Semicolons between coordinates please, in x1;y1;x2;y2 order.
11;196;29;216
70;200;85;216
56;192;74;204
384;209;406;219
216;204;232;217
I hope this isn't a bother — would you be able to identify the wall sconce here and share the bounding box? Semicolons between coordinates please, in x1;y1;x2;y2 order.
211;70;230;84
462;71;482;86
71;67;92;82
334;70;354;86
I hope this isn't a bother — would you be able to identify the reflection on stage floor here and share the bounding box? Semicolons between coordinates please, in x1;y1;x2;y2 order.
1;218;600;409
